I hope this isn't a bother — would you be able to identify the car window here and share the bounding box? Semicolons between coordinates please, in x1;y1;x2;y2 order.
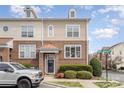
10;63;27;70
0;64;13;71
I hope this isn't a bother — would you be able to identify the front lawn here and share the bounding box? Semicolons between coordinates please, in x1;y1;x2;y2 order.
51;81;83;88
94;82;122;88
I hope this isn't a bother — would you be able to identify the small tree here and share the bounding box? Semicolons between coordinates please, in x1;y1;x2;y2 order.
90;57;102;77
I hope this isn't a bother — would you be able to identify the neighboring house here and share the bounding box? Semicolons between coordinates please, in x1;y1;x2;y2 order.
96;47;111;69
0;7;89;74
110;42;124;69
96;42;124;69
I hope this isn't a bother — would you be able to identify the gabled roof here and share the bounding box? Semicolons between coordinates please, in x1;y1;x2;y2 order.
40;44;60;53
102;47;110;51
0;37;13;45
109;42;124;49
41;44;57;49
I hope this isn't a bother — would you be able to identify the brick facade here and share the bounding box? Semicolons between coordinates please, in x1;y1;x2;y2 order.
7;40;88;74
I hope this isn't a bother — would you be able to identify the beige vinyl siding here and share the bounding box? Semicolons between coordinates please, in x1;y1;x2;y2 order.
43;20;87;41
0;20;42;40
0;19;87;41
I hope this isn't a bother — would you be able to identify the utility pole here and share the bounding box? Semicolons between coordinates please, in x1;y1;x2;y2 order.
105;53;108;82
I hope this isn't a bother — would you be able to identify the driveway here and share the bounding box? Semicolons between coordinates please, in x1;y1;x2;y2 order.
0;83;58;88
102;70;124;83
38;82;60;88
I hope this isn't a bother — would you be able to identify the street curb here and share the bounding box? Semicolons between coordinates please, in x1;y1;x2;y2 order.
43;82;67;88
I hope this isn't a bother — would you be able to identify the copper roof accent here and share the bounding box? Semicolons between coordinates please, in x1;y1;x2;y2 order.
0;37;13;45
41;44;57;49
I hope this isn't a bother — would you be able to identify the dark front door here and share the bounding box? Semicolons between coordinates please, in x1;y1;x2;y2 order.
48;60;54;73
0;56;2;62
45;54;55;74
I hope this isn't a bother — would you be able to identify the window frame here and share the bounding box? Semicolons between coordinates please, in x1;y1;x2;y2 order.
19;44;36;59
48;25;54;37
21;25;34;38
69;9;76;19
64;44;82;59
66;24;80;38
0;64;14;71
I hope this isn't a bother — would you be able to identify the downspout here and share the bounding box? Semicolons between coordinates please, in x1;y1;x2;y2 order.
86;19;89;65
41;17;44;46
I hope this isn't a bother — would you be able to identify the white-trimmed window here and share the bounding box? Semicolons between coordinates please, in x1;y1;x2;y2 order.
64;45;81;59
66;25;80;38
48;25;54;37
21;25;34;37
68;8;76;19
19;44;36;59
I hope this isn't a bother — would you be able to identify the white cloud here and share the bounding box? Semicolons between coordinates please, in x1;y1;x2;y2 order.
91;11;97;18
10;5;54;18
31;6;41;16
41;5;54;13
92;28;118;39
110;18;124;25
79;5;93;10
10;5;42;18
10;5;25;18
98;5;124;18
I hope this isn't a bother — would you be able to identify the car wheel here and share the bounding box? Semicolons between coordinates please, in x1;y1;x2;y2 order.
17;79;31;88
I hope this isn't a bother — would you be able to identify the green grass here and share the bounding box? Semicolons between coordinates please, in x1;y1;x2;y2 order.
94;82;122;88
52;81;83;87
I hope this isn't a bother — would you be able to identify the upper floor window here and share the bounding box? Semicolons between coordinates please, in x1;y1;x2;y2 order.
3;26;9;32
19;44;36;59
68;8;76;19
66;25;80;38
64;45;81;59
21;25;34;37
48;25;54;37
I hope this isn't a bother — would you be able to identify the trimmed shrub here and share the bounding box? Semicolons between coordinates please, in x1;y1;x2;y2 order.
112;64;117;70
55;72;64;78
21;63;33;68
59;64;93;73
118;67;124;70
76;71;93;79
64;70;77;79
90;57;102;77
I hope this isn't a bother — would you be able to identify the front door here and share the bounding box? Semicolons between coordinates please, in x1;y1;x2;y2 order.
45;54;55;74
0;56;2;62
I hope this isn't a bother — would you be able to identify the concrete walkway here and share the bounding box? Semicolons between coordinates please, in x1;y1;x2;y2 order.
43;75;100;88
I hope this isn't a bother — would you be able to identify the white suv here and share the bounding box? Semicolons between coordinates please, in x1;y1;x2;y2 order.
0;62;44;88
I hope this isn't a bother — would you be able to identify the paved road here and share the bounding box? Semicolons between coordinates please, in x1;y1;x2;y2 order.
102;70;124;83
38;82;59;88
0;83;58;88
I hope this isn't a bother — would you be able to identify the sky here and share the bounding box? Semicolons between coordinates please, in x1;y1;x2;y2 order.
0;5;124;53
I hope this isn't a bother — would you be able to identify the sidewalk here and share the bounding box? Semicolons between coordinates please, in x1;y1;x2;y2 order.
43;75;100;88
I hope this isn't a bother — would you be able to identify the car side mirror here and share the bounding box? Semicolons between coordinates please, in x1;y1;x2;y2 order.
4;68;14;73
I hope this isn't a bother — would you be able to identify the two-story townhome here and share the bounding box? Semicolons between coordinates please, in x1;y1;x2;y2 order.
0;7;89;74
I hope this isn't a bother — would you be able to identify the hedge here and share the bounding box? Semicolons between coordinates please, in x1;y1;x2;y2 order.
59;64;93;73
90;57;102;77
64;70;77;79
76;71;93;79
21;63;33;68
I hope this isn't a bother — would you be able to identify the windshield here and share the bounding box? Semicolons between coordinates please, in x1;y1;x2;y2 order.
10;63;27;70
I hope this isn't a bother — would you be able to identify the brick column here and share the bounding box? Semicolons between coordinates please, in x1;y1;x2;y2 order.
39;53;44;74
3;48;10;62
55;53;59;73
